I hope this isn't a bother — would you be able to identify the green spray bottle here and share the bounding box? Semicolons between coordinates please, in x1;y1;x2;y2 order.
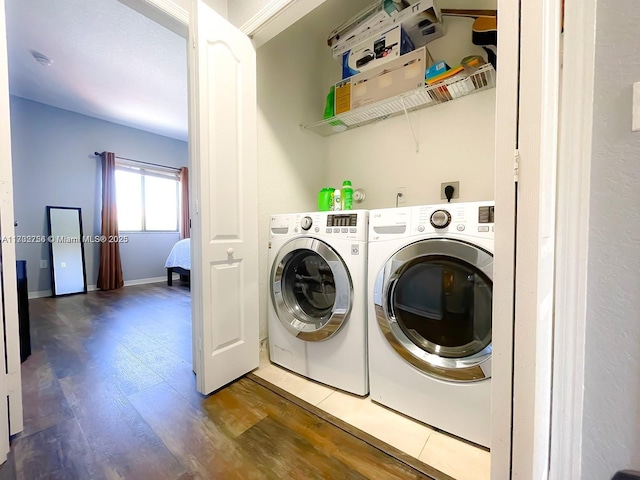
341;181;353;210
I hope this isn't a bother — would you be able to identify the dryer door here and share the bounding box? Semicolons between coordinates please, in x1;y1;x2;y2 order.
374;238;493;382
271;237;352;341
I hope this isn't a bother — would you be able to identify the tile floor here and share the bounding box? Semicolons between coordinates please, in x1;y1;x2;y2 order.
254;348;490;480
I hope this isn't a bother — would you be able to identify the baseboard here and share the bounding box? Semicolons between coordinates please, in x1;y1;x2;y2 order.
123;275;178;287
28;275;179;298
28;290;52;299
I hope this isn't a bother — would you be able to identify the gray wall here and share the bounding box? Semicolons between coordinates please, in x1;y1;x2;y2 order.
581;1;640;478
9;96;188;294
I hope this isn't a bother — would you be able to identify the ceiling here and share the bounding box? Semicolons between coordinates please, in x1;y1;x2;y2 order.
5;0;188;141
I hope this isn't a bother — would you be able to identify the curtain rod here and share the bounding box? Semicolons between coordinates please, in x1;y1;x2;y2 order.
93;152;181;172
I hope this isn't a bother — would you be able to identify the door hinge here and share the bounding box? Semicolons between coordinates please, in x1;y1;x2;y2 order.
195;200;199;214
514;149;520;182
192;39;196;50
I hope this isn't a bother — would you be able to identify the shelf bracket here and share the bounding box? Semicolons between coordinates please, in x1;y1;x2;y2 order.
401;97;419;153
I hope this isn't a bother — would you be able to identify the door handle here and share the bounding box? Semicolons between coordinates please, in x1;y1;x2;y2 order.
227;248;234;256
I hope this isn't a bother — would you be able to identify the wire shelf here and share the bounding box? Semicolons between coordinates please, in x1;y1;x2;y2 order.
303;64;496;137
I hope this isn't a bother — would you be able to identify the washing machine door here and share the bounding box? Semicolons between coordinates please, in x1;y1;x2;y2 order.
374;238;493;382
271;237;353;341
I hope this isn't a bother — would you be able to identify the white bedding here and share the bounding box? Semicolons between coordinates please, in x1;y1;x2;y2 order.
165;238;190;270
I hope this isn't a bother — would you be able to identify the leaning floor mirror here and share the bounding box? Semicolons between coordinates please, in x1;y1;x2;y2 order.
47;206;88;296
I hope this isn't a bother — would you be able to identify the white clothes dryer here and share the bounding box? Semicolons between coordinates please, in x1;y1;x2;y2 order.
368;202;494;447
268;210;368;396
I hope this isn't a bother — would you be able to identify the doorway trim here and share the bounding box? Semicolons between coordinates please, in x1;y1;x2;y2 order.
0;0;24;460
117;0;325;46
549;0;597;477
238;0;326;48
511;0;562;472
116;0;188;37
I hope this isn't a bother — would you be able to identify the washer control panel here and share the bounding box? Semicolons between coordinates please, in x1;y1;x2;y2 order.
323;213;364;239
270;211;368;242
327;213;358;227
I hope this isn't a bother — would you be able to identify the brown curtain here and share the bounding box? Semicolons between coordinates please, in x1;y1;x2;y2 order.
179;166;190;239
97;152;124;290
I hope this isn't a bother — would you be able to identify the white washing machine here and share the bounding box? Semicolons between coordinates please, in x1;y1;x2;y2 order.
368;201;494;447
268;210;368;396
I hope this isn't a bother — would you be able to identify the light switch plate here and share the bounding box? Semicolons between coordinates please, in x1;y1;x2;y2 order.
633;82;640;132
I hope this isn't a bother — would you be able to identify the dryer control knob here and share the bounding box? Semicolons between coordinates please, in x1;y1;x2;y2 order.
417;225;425;232
430;210;451;229
300;216;313;231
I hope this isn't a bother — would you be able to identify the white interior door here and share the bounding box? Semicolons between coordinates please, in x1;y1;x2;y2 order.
491;0;521;476
0;0;24;463
189;0;259;395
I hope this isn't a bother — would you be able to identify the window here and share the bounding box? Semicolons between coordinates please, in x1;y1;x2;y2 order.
115;164;179;232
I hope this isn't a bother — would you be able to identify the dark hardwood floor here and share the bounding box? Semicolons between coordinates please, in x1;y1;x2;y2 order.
0;282;433;480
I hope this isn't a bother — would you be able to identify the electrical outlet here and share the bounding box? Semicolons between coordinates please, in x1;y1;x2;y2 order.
395;187;407;204
40;259;47;269
441;181;460;200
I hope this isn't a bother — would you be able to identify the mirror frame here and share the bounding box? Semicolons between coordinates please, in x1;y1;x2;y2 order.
46;206;88;297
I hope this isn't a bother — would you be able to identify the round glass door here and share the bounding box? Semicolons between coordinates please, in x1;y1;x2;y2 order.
271;237;352;341
374;238;493;382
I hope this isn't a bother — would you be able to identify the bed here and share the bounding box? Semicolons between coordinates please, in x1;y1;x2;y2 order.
165;238;190;286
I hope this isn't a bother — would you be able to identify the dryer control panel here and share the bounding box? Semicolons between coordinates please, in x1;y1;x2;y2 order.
412;202;495;240
369;202;495;242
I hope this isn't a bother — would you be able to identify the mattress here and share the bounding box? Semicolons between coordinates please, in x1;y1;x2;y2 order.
165;238;190;270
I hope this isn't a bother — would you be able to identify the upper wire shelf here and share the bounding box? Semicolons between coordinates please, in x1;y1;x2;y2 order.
303;64;496;137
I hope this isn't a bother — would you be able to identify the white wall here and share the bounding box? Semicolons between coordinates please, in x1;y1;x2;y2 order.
256;14;328;339
326;89;495;208
580;1;640;478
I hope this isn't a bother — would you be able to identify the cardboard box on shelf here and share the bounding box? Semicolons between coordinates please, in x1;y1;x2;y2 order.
341;25;414;79
332;19;396;59
392;0;445;48
327;0;390;48
330;0;444;59
351;46;428;110
334;79;352;115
